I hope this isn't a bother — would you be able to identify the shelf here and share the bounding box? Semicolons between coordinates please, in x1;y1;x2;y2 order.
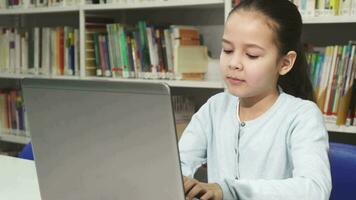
0;6;80;15
0;73;225;88
0;129;30;144
325;123;356;134
0;73;24;79
82;77;225;88
0;0;224;15
303;16;356;24
83;0;224;11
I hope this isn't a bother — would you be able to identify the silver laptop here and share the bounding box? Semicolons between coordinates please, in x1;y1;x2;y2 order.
22;78;185;200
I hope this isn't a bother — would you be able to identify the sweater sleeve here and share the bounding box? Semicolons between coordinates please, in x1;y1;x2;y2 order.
217;102;332;200
178;101;212;178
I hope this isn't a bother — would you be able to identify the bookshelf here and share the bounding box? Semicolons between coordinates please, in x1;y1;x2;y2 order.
303;16;356;24
0;1;225;76
0;0;355;146
0;132;30;144
0;73;224;88
325;123;356;134
0;6;80;15
0;0;226;146
82;0;224;10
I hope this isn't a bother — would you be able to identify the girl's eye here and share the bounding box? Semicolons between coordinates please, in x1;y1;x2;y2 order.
247;54;259;59
223;49;233;54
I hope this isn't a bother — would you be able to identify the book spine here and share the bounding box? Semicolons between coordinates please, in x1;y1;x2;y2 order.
59;27;65;75
106;24;115;76
92;33;102;77
126;32;134;76
164;29;173;73
112;24;122;77
119;26;129;78
103;34;111;77
98;35;106;76
138;21;150;72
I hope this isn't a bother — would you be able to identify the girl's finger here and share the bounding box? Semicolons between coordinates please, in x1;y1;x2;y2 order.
186;184;206;200
184;179;198;194
199;190;214;200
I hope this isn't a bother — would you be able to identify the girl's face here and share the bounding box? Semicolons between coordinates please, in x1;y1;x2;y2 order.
220;10;283;99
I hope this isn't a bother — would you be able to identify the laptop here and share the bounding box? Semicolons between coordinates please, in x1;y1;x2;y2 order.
22;78;185;200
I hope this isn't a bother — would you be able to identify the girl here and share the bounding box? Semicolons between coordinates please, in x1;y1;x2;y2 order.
179;0;331;199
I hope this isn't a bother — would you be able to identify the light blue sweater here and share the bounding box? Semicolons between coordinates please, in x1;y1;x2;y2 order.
178;91;331;200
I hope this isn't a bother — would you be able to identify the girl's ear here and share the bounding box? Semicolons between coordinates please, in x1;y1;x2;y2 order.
279;51;297;75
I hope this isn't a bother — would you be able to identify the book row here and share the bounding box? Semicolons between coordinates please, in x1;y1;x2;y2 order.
85;18;206;79
0;89;28;137
292;0;356;17
0;26;80;76
232;0;356;17
306;41;356;126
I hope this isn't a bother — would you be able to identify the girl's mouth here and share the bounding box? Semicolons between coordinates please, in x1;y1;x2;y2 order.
226;76;245;85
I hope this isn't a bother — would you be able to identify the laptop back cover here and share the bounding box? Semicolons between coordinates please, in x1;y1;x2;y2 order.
22;78;184;200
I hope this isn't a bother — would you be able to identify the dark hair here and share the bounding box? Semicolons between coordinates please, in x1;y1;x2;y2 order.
228;0;314;102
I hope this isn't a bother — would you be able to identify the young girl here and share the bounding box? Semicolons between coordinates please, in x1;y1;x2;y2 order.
179;0;331;199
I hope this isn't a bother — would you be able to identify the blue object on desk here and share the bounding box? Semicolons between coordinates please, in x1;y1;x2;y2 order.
18;142;34;160
329;142;356;200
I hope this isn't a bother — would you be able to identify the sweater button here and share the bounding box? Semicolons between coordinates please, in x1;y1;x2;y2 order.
240;122;245;127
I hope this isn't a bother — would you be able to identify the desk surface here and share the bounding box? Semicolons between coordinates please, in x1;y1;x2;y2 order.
0;155;41;200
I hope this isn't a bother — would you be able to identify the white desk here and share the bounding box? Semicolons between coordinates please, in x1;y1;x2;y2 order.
0;155;41;200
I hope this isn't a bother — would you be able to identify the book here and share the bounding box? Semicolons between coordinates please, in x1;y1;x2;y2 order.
173;46;208;74
171;25;200;47
85;15;114;76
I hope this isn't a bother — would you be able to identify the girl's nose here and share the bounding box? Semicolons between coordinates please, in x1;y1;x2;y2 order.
228;53;243;70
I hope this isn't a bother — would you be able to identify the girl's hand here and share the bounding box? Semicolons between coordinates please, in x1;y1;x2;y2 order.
183;176;223;200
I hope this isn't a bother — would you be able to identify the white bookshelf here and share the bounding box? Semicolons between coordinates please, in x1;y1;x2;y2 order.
0;73;24;79
0;73;225;88
0;129;30;144
83;0;224;11
325;123;356;134
83;77;225;88
0;134;30;144
0;0;223;15
303;16;356;24
0;6;80;15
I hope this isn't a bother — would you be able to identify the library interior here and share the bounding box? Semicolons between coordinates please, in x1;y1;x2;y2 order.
0;0;356;199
